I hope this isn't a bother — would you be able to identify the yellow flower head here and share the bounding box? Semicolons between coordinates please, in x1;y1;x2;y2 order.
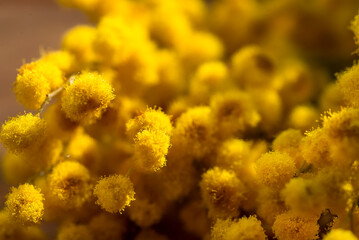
189;61;228;104
62;25;97;65
212;216;266;240
210;90;260;138
216;138;252;175
288;105;320;132
255;151;296;189
14;60;63;109
41;50;77;75
61;71;115;124
126;107;172;172
272;212;319;240
5;183;44;225
93;174;135;213
200;167;245;218
134;130;170;172
178;31;224;69
281;177;326;215
273;129;303;153
323;229;358;240
48;161;91;209
126;107;173;139
322;107;359;139
0;113;46;154
272;128;304;167
94;16;147;65
231;45;276;89
172;106;215;159
301;128;332;169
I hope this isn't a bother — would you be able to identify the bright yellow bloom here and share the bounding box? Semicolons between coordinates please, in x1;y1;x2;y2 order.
5;183;44;224
210;90;260;138
48;161;92;208
41;50;77;75
211;216;266;240
323;229;358;240
126;107;172;171
319;83;345;112
61;71;115;124
255;151;296;189
281;177;326;215
272;212;319;240
200;167;245;218
62;25;97;65
14;60;63;109
337;63;359;108
172;106;215;159
272;128;304;167
134;130;170;172
288;105;320;132
189;61;228;104
126;107;172;139
216;138;252;171
212;216;266;240
231;45;277;89
93;174;135;213
94;16;148;65
0;113;46;154
178;31;224;69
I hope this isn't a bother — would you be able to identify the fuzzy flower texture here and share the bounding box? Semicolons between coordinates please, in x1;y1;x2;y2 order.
2;0;359;239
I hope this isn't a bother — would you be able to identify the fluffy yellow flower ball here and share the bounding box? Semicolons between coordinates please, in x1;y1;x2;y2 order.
337;63;359;108
127;108;173;172
134;130;171;172
93;174;135;213
211;216;266;240
0;113;46;154
272;212;319;240
61;71;115;124
126;107;173;139
255;151;296;189
200;167;245;218
14;60;63;110
48;161;92;208
5;183;44;224
62;25;97;64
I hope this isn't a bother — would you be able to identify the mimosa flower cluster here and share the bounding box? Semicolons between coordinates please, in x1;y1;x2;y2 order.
1;0;359;239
